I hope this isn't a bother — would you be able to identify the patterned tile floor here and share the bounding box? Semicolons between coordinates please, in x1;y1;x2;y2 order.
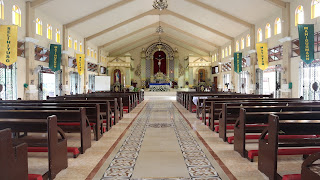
99;102;225;180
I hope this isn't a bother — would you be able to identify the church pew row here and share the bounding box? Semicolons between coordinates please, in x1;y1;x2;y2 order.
198;97;304;120
0;116;68;180
0;109;91;155
233;109;320;159
178;92;273;112
219;103;320;142
258;114;320;180
0;100;114;131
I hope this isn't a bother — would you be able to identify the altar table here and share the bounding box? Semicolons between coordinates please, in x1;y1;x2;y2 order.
149;83;170;92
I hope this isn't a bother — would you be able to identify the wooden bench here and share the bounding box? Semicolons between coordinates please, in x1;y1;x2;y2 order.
0;116;68;180
219;102;320;141
0;109;91;154
0;101;109;137
233;107;320;158
258;113;320;180
0;128;29;180
301;152;320;180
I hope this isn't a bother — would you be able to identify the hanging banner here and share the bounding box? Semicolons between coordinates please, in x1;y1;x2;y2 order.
0;25;18;66
298;24;314;64
76;54;85;75
234;52;242;73
256;43;269;70
49;44;61;72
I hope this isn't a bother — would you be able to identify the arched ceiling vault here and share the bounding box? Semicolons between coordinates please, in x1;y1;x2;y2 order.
29;0;286;55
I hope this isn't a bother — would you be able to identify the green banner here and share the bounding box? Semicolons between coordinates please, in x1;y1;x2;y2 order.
298;24;314;64
49;44;61;71
234;52;242;73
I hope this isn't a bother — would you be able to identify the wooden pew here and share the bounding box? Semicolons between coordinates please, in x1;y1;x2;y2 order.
258;114;320;180
186;93;273;112
301;152;320;180
199;97;303;120
0;101;109;137
0;128;28;180
233;107;320;158
219;101;320;142
0;109;91;154
0;116;68;180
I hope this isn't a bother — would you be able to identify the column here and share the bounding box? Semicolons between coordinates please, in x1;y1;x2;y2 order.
141;49;146;88
230;39;236;92
281;2;292;98
25;2;36;100
189;67;194;87
125;67;131;87
61;25;70;95
174;49;179;82
249;24;257;94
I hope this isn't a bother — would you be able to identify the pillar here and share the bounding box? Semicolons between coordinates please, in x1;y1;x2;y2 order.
281;2;292;98
249;24;257;94
174;49;179;82
230;39;236;92
125;67;131;87
141;49;146;88
25;2;36;100
61;25;70;95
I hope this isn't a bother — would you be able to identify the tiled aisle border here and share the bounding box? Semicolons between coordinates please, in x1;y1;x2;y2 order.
86;102;148;180
173;103;238;180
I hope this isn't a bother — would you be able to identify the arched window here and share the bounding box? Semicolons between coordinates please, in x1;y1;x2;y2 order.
236;41;240;52
87;48;90;56
35;18;42;35
47;24;52;39
222;49;225;58
0;0;4;20
214;54;217;62
91;50;93;57
56;29;60;43
241;38;245;49
312;0;320;19
94;51;97;59
68;35;72;48
246;34;251;47
229;45;231;55
79;41;82;52
225;47;228;57
74;40;77;50
265;23;271;39
295;5;304;26
274;18;281;35
12;5;21;27
257;28;262;42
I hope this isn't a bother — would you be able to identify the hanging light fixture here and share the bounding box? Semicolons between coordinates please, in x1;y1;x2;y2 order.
156;14;164;34
153;0;168;11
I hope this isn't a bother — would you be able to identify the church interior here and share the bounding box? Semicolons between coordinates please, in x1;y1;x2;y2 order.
1;0;320;180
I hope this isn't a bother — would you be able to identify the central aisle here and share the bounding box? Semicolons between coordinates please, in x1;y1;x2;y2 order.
94;99;227;179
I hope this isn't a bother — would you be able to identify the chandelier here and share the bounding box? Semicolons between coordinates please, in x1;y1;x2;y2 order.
153;0;168;11
156;25;164;34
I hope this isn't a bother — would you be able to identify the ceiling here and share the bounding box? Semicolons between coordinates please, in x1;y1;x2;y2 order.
32;0;283;56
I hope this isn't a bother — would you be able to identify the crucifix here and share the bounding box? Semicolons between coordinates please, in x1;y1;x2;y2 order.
155;55;164;73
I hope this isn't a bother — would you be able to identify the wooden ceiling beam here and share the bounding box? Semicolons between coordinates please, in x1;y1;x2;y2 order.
160;38;205;56
111;38;158;56
186;0;253;27
86;9;158;41
161;22;218;47
264;0;286;8
108;33;158;55
100;22;159;48
65;0;134;28
30;0;52;8
163;33;211;54
161;10;232;40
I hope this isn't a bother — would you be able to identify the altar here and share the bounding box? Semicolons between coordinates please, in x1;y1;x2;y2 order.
149;83;170;92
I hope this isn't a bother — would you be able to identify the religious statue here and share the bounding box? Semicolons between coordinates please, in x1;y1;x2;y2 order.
115;71;120;82
155;55;164;73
